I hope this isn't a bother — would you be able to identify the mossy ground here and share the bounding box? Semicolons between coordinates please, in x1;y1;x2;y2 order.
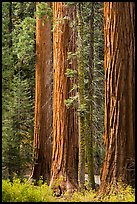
2;178;135;202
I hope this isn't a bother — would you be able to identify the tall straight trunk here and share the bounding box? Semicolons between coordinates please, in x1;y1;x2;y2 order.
32;2;52;185
8;2;13;182
66;4;79;189
100;2;135;193
50;2;78;194
93;3;105;176
86;2;95;189
77;3;86;188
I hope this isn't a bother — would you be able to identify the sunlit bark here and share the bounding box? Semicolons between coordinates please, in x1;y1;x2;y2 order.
50;2;78;194
32;2;52;185
100;2;135;193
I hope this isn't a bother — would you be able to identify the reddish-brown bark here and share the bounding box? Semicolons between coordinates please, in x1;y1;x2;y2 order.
50;2;78;194
100;2;135;192
32;2;52;185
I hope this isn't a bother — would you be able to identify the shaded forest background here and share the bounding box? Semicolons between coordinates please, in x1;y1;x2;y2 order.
2;2;135;199
2;2;104;183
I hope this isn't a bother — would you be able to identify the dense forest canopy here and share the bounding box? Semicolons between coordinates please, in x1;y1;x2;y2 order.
2;2;135;202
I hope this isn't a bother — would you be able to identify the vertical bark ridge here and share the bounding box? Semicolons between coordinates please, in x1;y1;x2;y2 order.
32;2;52;185
77;2;86;188
50;2;78;193
100;2;135;193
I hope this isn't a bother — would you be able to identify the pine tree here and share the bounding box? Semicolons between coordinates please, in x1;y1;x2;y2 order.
77;2;86;188
2;2;35;180
85;2;95;189
93;2;105;176
2;76;34;180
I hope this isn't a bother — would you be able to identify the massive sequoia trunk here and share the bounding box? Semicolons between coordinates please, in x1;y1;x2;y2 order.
100;2;135;192
50;2;78;194
32;2;52;185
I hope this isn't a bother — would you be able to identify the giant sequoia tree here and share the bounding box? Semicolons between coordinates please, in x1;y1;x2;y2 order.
32;2;52;184
50;2;78;193
100;2;135;193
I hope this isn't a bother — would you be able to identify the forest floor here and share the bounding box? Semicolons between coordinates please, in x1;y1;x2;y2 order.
2;178;135;202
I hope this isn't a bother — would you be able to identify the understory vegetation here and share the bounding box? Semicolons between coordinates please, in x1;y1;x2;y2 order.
2;178;135;202
2;2;135;201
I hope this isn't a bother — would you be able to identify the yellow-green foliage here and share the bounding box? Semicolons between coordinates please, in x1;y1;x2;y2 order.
57;182;135;202
2;179;135;202
2;178;56;202
99;182;135;202
66;189;96;202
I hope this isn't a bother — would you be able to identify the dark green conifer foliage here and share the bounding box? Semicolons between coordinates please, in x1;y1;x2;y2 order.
2;2;36;180
3;76;34;179
2;2;105;187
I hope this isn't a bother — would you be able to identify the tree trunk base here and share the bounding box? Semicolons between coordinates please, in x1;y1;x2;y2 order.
50;177;78;197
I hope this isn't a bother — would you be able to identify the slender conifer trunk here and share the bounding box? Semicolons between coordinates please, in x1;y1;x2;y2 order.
86;2;95;189
8;2;14;182
77;3;86;188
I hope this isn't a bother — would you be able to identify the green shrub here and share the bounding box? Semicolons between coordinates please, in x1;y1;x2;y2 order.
2;179;135;202
100;182;135;202
2;178;56;202
57;182;135;202
70;189;96;202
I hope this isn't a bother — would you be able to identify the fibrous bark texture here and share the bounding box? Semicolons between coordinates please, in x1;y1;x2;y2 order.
77;3;86;188
50;2;78;194
32;2;52;185
100;2;135;192
66;4;79;191
86;2;95;189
